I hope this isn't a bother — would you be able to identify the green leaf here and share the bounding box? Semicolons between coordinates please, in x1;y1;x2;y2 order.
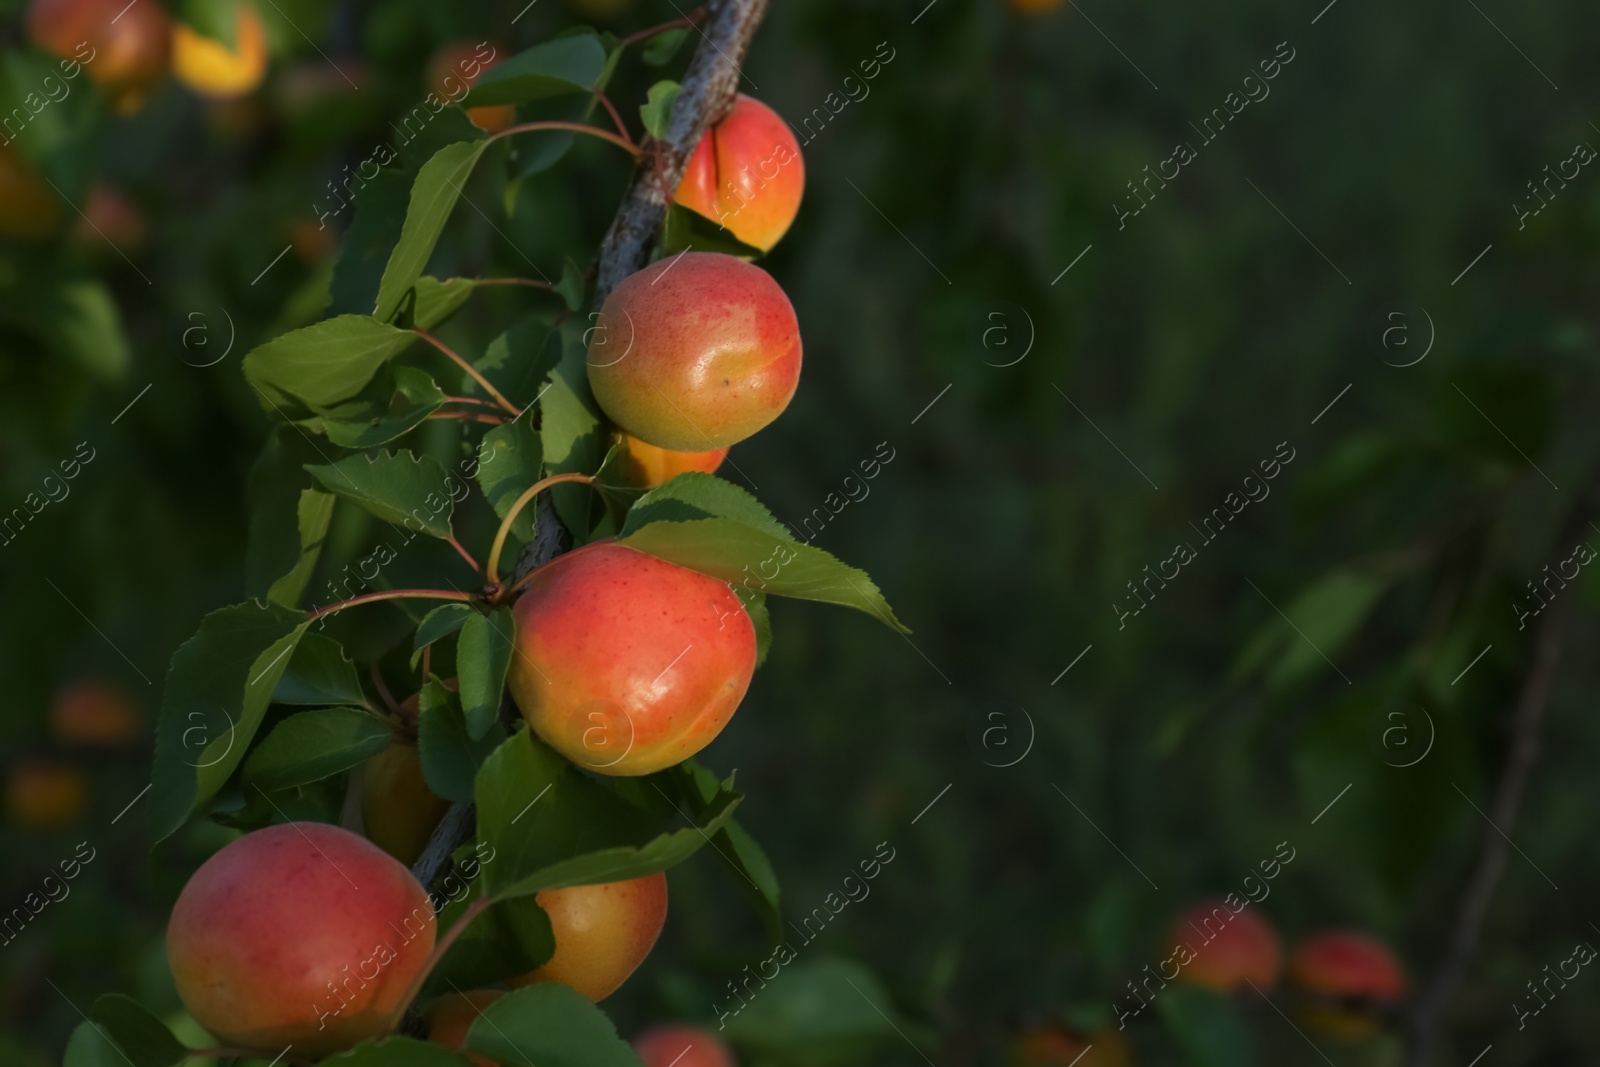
722;957;907;1053
85;995;188;1067
621;472;790;540
245;429;334;606
1156;985;1258;1067
408;276;480;331
476;730;741;899
265;489;336;607
37;279;131;382
661;761;780;937
539;323;607;535
457;607;515;740
418;678;506;804
320;1035;476;1065
330;109;485;318
661;202;766;259
63;1022;134;1067
321;366;449;449
462;36;608;108
621;518;909;632
479;312;567;409
307;450;457;540
1233;569;1386;690
244;314;417;411
741;590;772;668
272;631;365;706
642;28;688;66
412;603;477;665
639;80;681;141
242;707;392;792
478;419;543;545
429;886;553;993
374;139;491;323
465;984;645;1067
149;603;309;842
556;257;586;312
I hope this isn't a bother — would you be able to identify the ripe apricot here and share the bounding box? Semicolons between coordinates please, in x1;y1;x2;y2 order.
28;0;171;113
172;2;268;100
50;679;140;745
427;990;502;1067
511;874;668;1001
1288;930;1407;1038
614;432;727;489
1014;1024;1129;1067
73;186;147;255
0;145;61;241
1169;900;1282;993
6;761;87;827
634;1023;737;1067
587;252;801;452
508;541;755;776
676;95;805;252
428;42;514;133
166;821;437;1057
361;738;450;865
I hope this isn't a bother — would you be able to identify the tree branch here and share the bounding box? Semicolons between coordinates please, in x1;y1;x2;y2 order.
594;0;771;301
1406;502;1589;1063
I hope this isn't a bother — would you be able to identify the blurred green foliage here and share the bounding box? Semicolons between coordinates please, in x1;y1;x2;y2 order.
2;0;1598;1063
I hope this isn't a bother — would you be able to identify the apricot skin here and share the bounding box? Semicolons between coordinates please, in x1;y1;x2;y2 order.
361;740;451;865
28;0;171;112
172;2;268;100
508;541;756;776
586;252;802;452
512;874;668;1001
166;822;437;1057
676;95;805;252
1289;930;1407;1038
427;990;503;1067
428;42;514;133
634;1023;737;1067
0;146;61;241
1169;900;1282;993
51;679;140;745
615;432;727;489
1014;1025;1129;1067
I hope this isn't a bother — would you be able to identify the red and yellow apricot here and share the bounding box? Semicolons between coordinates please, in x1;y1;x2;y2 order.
6;761;87;827
361;737;450;866
427;990;503;1067
676;94;804;252
508;541;755;776
166;821;436;1057
587;252;801;452
1288;930;1407;1038
635;1023;737;1067
28;0;171;112
1169;900;1282;993
511;874;668;1001
614;432;727;489
171;2;268;100
1014;1025;1129;1067
50;678;140;745
0;146;60;240
428;42;514;133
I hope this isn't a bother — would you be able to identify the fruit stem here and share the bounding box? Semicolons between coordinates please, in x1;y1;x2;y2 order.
443;394;509;410
474;277;556;290
488;120;643;159
385;895;493;1034
446;535;481;573
306;589;477;623
616;8;706;50
595;90;635;148
428;411;508;426
414;328;520;415
485;472;599;589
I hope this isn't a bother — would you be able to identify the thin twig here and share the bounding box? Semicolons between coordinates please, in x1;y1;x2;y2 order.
488;119;641;157
595;90;635;147
414;328;519;414
306;588;476;623
616;8;706;51
446;535;481;574
474;277;556;290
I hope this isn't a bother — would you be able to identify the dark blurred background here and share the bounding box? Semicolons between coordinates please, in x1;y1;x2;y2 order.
2;0;1597;1063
